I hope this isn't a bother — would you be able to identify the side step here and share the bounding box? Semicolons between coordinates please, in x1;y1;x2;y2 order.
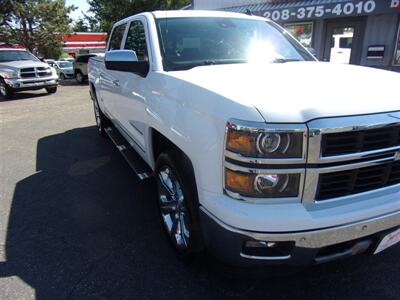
105;126;153;180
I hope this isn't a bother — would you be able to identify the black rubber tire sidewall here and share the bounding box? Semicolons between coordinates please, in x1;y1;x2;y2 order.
93;97;109;138
0;78;14;99
155;150;204;261
75;71;84;83
46;87;57;94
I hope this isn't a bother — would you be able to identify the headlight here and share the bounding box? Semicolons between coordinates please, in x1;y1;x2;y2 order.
225;168;300;198
224;119;306;201
1;70;18;79
226;120;305;159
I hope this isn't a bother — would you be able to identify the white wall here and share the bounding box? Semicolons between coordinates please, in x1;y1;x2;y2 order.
193;0;264;10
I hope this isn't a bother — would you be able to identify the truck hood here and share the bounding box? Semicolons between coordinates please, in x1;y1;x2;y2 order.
168;62;400;123
0;60;50;71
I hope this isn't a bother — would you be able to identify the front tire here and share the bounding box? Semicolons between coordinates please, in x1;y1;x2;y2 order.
46;86;57;94
0;78;14;99
60;73;66;80
155;150;204;261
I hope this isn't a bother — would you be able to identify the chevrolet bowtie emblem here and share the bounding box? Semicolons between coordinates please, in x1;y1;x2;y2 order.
395;150;400;161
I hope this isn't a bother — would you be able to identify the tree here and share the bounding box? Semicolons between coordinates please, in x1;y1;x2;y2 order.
72;18;89;32
87;0;191;33
0;0;76;58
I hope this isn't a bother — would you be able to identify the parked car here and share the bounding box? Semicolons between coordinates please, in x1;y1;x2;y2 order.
54;61;74;80
73;53;101;83
88;11;400;267
59;57;75;63
0;48;59;99
44;59;57;68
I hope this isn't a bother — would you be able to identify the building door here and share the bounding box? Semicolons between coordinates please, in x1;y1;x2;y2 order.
323;18;366;64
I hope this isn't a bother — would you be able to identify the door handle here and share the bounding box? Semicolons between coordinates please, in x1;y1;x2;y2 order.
112;80;120;87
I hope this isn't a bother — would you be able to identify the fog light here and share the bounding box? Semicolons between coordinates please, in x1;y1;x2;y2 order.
242;240;295;258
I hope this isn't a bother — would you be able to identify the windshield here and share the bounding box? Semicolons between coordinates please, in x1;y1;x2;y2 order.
0;50;39;62
57;62;72;68
156;17;314;71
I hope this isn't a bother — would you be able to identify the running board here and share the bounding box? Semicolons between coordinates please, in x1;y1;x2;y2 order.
105;126;153;180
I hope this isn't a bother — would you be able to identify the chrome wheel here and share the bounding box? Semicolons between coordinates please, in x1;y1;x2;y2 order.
157;166;190;249
93;100;101;131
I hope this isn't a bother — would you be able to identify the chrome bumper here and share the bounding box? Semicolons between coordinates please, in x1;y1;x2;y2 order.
5;76;58;89
201;206;400;249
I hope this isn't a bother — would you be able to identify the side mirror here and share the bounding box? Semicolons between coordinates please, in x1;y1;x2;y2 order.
105;50;149;77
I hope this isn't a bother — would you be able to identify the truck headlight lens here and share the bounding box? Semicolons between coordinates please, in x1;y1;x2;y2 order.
1;70;18;79
226;124;304;158
225;169;300;198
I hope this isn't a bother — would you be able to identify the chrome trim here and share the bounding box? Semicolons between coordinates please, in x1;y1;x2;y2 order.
302;155;400;203
223;161;305;204
225;119;308;165
307;111;400;164
200;206;400;249
240;253;291;261
225;149;306;165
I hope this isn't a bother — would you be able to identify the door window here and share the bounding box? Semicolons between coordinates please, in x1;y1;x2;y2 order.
124;20;148;61
108;24;127;51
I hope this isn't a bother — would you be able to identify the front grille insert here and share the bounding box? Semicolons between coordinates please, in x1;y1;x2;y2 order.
20;67;51;78
321;125;400;157
316;160;400;200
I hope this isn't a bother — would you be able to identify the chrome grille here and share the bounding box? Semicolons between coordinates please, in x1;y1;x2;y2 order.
304;112;400;203
316;161;400;200
20;67;52;78
321;125;400;156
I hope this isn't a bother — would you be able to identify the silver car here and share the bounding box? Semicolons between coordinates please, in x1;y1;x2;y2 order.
55;61;74;80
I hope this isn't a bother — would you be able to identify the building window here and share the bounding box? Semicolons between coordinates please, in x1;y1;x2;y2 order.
394;24;400;66
283;22;313;48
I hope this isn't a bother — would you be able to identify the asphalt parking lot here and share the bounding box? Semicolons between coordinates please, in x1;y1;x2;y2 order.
0;82;399;300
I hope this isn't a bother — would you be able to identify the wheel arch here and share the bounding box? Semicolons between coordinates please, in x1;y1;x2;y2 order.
150;128;199;201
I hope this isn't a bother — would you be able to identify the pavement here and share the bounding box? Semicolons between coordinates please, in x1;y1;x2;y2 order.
0;81;399;300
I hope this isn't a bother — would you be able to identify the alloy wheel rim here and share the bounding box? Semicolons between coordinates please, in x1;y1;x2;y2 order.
77;73;82;82
157;166;190;249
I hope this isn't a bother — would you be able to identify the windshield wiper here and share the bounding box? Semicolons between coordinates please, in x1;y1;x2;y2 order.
272;58;301;63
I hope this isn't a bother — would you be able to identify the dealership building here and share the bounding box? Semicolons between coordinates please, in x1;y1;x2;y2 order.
192;0;400;71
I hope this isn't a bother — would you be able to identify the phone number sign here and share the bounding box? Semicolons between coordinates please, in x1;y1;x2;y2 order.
258;0;400;22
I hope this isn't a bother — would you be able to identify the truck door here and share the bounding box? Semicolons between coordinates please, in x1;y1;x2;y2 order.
111;18;150;154
99;23;127;121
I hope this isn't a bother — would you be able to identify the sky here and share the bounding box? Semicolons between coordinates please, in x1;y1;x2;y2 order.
66;0;91;22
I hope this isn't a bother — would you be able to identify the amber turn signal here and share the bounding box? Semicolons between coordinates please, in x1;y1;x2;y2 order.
225;168;255;195
226;130;258;156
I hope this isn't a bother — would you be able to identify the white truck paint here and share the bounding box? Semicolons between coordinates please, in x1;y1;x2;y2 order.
88;11;400;266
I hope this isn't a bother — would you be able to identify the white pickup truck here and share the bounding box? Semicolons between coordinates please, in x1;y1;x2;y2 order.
88;11;400;266
0;48;58;99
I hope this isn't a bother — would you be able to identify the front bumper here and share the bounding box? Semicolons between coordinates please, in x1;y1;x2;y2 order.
200;207;400;266
4;76;58;91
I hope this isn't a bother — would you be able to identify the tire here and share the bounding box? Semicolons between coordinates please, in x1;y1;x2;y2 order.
155;150;204;261
46;86;57;94
93;95;110;137
60;73;66;80
0;78;14;99
75;71;84;84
